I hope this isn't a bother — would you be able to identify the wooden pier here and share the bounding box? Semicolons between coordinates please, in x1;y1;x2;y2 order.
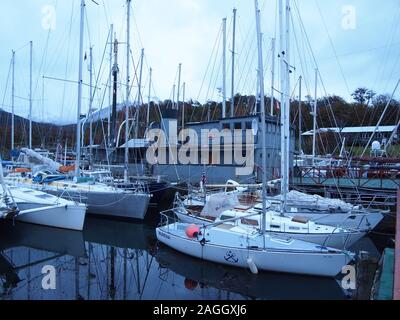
394;189;400;300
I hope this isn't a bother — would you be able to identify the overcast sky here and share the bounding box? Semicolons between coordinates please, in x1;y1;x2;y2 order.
1;0;399;124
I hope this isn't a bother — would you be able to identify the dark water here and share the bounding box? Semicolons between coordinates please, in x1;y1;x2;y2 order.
0;211;385;300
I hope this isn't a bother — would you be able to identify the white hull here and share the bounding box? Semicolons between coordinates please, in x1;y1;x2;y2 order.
157;224;354;277
284;211;384;230
15;204;86;231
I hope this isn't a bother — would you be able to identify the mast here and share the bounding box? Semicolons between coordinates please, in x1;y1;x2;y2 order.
124;0;131;183
284;0;291;198
312;68;318;165
182;82;186;130
111;38;119;148
176;63;182;116
278;0;287;212
230;8;237;118
222;18;227;119
146;67;152;128
172;84;176;109
270;38;276;115
254;0;267;238
89;46;94;167
135;48;144;138
11;51;15;153
108;24;114;146
29;41;33;149
298;75;302;153
75;0;85;177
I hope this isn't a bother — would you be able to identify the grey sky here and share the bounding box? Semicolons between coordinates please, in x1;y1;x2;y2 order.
1;0;399;124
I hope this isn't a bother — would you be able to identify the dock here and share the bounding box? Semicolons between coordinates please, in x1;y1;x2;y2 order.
395;189;400;300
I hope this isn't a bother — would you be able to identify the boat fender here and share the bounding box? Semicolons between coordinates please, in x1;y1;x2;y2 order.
247;258;258;275
185;224;200;239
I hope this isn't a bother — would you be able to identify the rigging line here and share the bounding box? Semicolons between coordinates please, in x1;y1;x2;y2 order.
0;56;12;112
101;0;110;27
314;0;351;96
373;4;400;90
293;1;345;145
195;22;222;105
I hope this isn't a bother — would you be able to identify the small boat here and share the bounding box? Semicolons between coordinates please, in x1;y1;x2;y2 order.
5;171;150;221
1;186;86;231
156;215;354;278
1;162;86;231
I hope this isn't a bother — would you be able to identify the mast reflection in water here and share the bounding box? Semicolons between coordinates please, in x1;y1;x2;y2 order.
0;215;371;300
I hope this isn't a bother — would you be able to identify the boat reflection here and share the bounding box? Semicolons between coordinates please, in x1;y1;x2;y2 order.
155;244;350;300
1;219;377;300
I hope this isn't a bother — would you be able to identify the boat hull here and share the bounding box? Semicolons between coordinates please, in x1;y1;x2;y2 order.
14;204;86;231
284;211;384;230
156;226;353;278
47;189;150;220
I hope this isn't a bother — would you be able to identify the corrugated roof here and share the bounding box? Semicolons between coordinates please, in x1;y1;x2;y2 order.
302;126;397;136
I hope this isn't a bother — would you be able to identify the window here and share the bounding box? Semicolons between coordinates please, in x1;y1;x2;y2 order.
222;123;230;130
234;122;242;130
220;215;234;221
241;218;259;226
245;122;252;130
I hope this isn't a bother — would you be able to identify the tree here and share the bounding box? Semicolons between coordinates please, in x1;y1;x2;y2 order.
351;87;375;105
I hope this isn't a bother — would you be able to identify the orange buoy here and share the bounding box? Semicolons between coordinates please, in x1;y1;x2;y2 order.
184;279;198;290
185;224;200;238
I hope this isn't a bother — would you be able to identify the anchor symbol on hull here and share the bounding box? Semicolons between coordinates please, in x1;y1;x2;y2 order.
224;251;239;263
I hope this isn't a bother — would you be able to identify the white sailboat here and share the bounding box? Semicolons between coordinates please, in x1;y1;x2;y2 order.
173;194;365;249
157;0;355;277
1;157;86;231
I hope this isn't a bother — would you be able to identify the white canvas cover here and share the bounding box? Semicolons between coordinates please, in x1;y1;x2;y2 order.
201;193;239;218
273;190;354;211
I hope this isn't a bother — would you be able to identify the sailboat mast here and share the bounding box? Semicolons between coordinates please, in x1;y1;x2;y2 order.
176;63;182;116
136;48;144;138
182;82;186;130
108;24;113;147
111;38;119;148
284;0;291;197
75;0;85;177
29;41;33;149
147;67;152;128
11;51;15;153
254;0;267;238
89;46;94;166
298;75;302;153
312;68;318;165
222;18;227;119
231;8;237;118
278;0;286;212
270;38;276;116
125;0;131;183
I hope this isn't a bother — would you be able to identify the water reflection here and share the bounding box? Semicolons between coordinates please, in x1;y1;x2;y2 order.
0;218;379;300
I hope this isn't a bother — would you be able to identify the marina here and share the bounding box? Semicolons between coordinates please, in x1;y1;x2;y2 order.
0;0;399;302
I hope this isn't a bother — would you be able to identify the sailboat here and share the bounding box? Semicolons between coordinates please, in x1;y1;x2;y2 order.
172;195;365;249
157;0;355;278
1;156;86;231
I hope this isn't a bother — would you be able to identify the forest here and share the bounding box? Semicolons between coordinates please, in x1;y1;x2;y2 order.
0;87;399;157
